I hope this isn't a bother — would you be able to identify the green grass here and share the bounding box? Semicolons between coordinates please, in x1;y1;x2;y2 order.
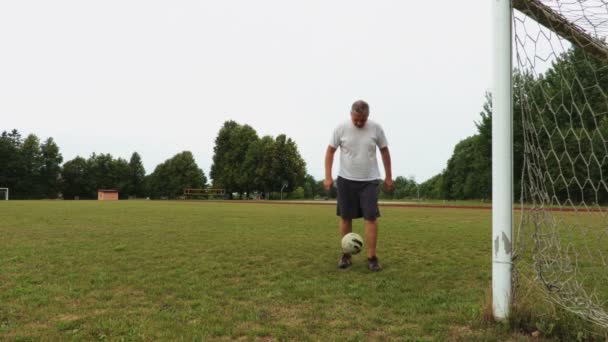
0;201;557;340
379;199;492;207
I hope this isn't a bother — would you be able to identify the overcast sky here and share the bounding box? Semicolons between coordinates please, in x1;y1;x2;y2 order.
0;1;493;183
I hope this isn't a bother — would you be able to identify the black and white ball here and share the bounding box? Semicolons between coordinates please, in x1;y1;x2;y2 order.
341;232;364;255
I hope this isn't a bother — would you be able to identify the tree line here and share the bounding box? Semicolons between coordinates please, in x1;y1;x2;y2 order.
0;121;425;201
0;129;207;200
0;123;323;200
5;47;598;201
418;46;608;202
0;124;432;201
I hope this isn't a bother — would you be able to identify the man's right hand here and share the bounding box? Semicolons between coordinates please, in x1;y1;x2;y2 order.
323;178;333;191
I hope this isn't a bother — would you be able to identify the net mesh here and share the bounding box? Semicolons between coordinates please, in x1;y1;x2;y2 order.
513;0;608;327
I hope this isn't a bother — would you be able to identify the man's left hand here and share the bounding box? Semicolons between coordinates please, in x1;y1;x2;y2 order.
384;178;394;193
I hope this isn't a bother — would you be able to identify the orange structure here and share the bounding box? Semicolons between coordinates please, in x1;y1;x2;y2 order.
98;189;119;201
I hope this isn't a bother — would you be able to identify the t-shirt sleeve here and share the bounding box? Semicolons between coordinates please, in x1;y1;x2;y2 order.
329;126;341;148
377;124;388;149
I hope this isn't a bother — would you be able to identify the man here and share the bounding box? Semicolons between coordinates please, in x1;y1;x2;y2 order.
324;100;393;271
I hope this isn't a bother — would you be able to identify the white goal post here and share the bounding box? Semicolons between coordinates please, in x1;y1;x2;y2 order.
494;0;608;326
492;0;513;321
0;188;8;200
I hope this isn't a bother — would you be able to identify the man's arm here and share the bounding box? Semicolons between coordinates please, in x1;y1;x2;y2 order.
380;146;393;192
324;146;337;191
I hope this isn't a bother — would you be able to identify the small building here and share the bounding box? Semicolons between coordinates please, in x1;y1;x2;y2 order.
98;189;119;201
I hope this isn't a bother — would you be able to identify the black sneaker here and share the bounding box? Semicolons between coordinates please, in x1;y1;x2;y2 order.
338;253;352;269
367;256;382;272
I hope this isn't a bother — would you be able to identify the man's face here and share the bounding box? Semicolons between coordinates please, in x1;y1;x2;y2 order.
351;111;369;128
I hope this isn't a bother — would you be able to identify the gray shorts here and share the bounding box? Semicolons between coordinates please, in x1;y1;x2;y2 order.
336;176;381;220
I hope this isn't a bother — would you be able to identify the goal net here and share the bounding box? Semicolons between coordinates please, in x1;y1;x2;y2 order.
513;0;608;327
0;188;7;200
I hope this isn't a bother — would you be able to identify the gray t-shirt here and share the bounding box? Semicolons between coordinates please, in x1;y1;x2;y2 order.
329;120;388;181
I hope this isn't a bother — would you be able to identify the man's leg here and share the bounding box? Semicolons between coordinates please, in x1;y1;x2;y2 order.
364;218;378;258
365;218;382;271
338;218;353;268
360;181;382;271
340;218;353;238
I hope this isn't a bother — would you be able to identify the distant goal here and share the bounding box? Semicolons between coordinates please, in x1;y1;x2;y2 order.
183;188;225;200
0;188;8;200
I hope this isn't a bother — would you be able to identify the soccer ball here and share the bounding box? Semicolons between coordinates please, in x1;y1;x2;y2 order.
341;232;364;255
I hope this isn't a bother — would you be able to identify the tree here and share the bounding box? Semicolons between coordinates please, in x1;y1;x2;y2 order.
40;137;63;198
419;173;444;199
128;152;146;198
210;121;307;199
518;47;608;203
147;151;206;198
61;156;93;199
88;154;117;191
303;174;318;199
61;153;132;199
428;46;607;202
232;125;259;195
246;135;278;197
393;176;409;199
0;130;63;199
210;121;259;196
442;135;490;200
19;134;43;198
0;130;22;195
290;186;305;199
271;134;306;193
112;158;131;198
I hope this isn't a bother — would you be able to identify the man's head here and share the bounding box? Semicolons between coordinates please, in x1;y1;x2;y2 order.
351;100;369;128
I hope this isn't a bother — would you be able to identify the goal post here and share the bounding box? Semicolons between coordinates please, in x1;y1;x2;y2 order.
499;0;608;328
0;188;8;200
492;0;513;321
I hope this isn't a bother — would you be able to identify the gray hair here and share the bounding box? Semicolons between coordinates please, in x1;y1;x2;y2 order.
351;100;369;114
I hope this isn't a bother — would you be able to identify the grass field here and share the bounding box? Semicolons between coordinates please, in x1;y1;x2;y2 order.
0;200;549;341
